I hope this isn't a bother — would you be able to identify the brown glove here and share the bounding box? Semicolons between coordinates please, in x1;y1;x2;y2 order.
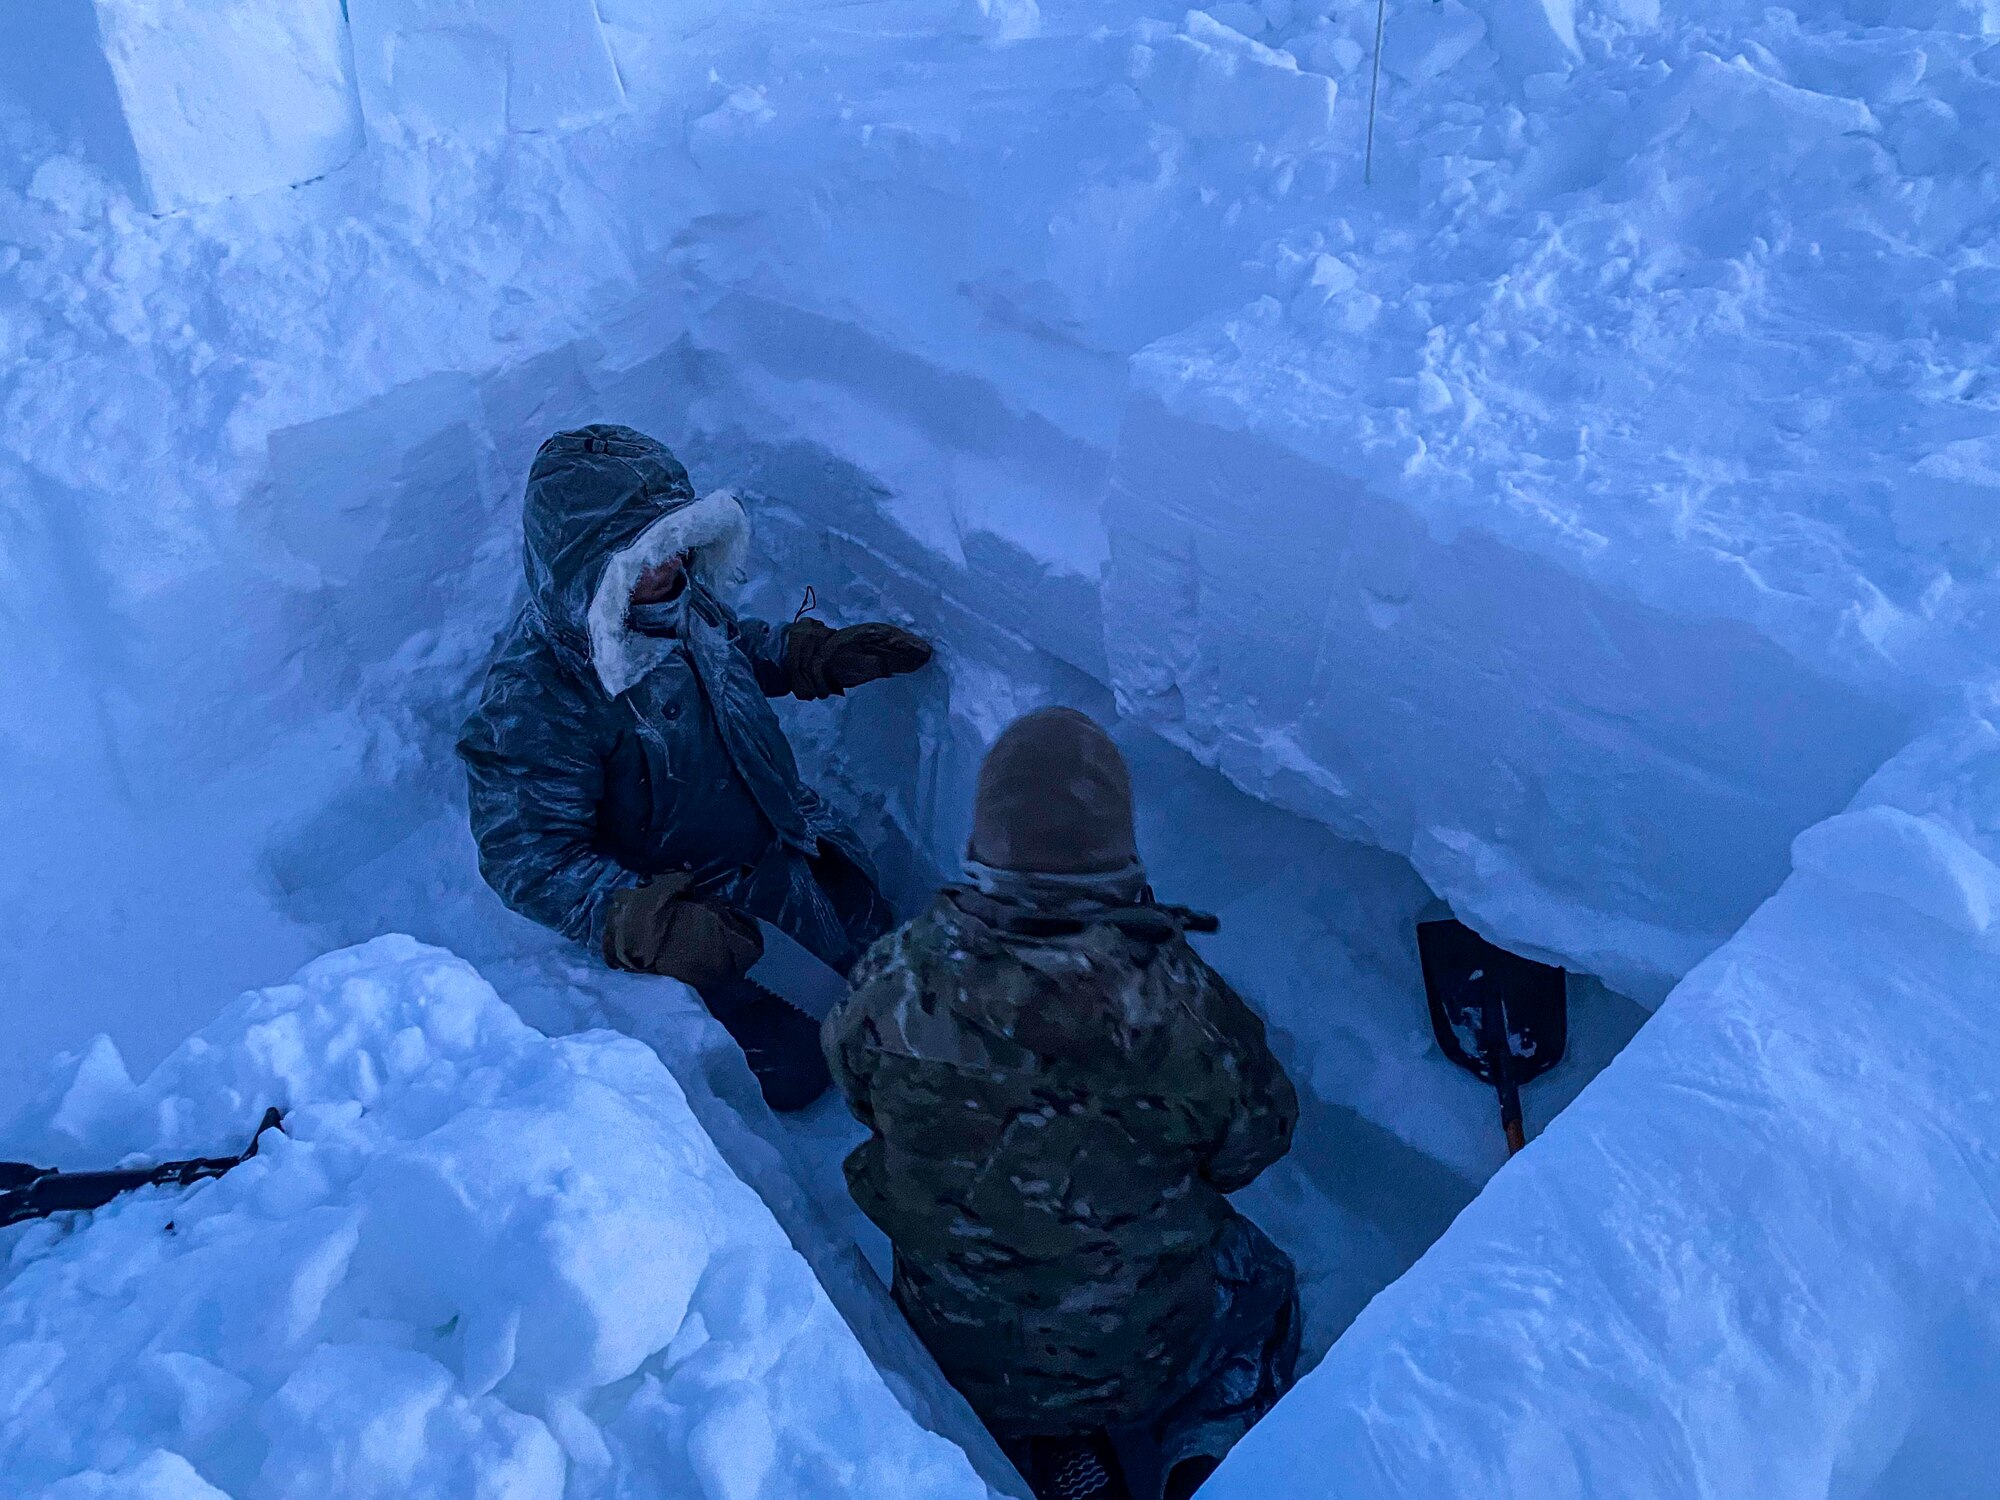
785;619;934;701
602;874;764;989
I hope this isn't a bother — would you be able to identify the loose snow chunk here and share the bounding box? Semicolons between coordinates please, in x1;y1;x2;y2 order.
1130;12;1337;150
1454;0;1578;75
353;1067;718;1394
1671;51;1879;147
346;0;628;141
959;0;1042;43
1381;0;1491;85
1907;437;2000;568
33;1451;230;1500
256;1345;564;1500
35;0;365;212
0;938;990;1500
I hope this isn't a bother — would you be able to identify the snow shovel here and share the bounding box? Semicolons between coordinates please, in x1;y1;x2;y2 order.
1416;917;1567;1155
1;1107;285;1229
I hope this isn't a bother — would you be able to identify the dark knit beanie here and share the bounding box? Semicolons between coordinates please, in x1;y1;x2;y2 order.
969;708;1138;875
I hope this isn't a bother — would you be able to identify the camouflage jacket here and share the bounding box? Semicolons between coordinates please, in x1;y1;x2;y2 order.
823;887;1298;1437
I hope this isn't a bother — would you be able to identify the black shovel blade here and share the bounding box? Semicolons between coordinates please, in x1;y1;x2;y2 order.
1417;918;1567;1088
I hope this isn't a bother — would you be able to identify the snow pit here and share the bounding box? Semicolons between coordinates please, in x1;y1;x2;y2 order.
5;0;1999;1495
717;464;1652;1361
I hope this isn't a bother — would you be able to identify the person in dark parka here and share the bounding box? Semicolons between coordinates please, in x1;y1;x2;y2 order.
459;424;932;1109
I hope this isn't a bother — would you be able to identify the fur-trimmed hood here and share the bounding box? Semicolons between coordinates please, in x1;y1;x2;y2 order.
518;425;749;697
585;490;749;697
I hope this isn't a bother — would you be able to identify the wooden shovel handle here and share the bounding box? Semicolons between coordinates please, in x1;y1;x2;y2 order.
1481;984;1529;1156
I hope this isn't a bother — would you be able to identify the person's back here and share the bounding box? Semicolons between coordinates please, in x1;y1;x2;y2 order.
824;708;1300;1500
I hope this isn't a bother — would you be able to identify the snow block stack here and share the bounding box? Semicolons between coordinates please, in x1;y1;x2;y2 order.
0;938;992;1500
1208;700;2000;1498
0;0;363;213
346;0;628;142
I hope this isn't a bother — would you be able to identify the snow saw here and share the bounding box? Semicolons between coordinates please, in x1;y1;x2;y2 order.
0;1107;285;1229
1416;916;1567;1156
691;919;854;1114
746;917;850;1023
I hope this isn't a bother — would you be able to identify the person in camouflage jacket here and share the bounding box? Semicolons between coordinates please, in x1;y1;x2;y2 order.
823;708;1300;1500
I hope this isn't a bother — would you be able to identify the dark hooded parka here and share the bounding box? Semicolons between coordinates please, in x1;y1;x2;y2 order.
458;425;891;971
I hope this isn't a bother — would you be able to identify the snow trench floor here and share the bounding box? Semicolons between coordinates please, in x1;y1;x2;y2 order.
771;715;1652;1372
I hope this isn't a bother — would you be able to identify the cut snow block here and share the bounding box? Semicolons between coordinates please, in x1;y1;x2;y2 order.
1792;805;2000;937
346;0;627;142
1130;11;1336;151
0;0;365;213
0;0;142;198
958;0;1041;42
1381;0;1492;85
1461;0;1579;75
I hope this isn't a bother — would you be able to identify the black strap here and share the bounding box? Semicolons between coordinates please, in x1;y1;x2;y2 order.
946;887;1219;942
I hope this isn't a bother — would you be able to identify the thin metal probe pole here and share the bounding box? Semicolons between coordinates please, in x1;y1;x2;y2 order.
1365;0;1387;185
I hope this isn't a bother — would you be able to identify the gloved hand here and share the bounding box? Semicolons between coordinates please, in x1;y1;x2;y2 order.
785;618;934;701
602;873;765;989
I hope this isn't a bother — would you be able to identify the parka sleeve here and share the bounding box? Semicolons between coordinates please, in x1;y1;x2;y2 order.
1190;963;1301;1192
457;655;643;949
734;617;796;699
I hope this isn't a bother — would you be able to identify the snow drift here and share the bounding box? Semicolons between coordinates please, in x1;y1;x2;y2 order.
0;937;993;1500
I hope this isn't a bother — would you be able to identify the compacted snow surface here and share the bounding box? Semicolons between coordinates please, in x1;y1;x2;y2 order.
3;0;1998;1495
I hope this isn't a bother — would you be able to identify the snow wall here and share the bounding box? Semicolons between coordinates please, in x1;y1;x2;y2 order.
1217;705;2000;1499
4;0;1998;1495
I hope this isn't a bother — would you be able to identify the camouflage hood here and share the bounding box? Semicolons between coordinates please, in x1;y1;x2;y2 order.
922;889;1192;1061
